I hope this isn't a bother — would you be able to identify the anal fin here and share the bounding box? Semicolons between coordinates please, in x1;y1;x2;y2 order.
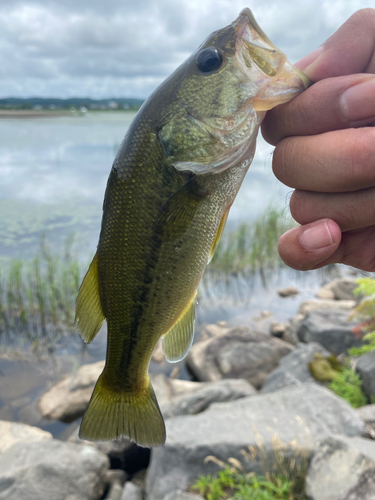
75;252;105;344
162;294;196;362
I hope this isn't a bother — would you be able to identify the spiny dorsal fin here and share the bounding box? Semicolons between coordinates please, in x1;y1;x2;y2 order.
207;206;230;264
75;252;105;344
162;295;196;362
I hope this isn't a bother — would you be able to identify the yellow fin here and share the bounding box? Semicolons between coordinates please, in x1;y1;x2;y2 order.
75;253;105;344
79;372;166;447
162;295;195;363
207;207;230;264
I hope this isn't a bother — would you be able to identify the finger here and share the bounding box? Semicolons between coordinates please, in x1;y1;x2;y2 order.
289;187;375;232
272;127;375;192
262;74;375;145
298;8;375;81
312;226;375;271
278;219;341;271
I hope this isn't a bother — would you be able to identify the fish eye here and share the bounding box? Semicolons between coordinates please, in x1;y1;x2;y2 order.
195;47;223;73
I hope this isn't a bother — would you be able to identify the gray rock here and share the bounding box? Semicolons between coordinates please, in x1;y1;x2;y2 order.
261;342;330;393
0;420;52;455
356;350;375;400
163;491;204;500
146;384;366;500
356;405;375;428
163;379;256;419
120;481;143;500
277;286;299;297
297;309;361;355
343;468;375;500
38;360;105;422
105;470;127;500
316;278;361;302
0;439;109;500
269;322;286;338
305;435;375;500
298;299;356;316
186;327;293;388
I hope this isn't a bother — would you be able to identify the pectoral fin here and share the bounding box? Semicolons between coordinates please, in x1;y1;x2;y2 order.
207;206;230;264
162;294;196;362
75;252;105;344
153;175;207;241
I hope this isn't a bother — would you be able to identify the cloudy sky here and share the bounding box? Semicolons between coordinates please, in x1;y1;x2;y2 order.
0;0;370;99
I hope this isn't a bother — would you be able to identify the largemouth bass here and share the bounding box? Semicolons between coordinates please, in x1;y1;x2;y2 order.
76;8;310;447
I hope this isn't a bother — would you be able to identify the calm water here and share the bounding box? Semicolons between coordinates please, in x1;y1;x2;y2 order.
0;111;291;260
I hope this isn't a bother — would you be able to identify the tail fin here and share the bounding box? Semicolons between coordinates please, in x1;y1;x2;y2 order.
79;372;166;447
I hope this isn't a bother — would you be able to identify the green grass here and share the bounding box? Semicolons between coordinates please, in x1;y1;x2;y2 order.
209;206;295;274
328;367;368;408
192;466;304;500
0;235;83;351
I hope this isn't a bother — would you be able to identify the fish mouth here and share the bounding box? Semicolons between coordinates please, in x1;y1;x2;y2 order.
234;8;311;110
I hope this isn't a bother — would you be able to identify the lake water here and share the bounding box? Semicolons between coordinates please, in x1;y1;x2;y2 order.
0;111;292;260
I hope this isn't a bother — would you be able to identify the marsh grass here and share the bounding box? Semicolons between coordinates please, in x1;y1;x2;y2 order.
209;206;295;274
0;235;82;351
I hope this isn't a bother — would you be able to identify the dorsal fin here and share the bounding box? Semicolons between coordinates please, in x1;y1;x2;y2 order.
162;294;196;362
75;252;105;344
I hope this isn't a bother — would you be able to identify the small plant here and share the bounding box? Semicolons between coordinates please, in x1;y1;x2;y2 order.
192;465;297;500
348;277;375;356
308;354;367;408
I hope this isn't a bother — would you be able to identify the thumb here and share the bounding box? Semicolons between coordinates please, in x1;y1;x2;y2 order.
278;219;341;270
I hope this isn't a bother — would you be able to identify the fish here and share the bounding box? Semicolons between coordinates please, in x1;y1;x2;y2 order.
75;8;310;447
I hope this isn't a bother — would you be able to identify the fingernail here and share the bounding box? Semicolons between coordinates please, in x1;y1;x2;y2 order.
340;77;375;121
300;220;333;251
294;46;323;72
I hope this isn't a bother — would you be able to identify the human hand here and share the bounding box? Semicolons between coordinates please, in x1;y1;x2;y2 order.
262;8;375;271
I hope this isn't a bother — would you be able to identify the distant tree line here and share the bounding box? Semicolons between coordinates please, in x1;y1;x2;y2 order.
0;97;144;111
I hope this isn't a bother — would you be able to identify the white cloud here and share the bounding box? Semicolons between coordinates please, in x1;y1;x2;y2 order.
0;0;371;98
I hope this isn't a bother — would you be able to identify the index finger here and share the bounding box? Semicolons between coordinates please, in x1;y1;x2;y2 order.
262;8;375;145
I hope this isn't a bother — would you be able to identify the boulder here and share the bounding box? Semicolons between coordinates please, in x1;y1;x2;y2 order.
261;342;330;393
356;404;375;428
277;286;299;297
163;378;256;419
316;278;361;302
186;327;293;388
121;482;143;500
0;440;109;500
0;420;52;455
269;322;286;338
105;470;127;500
297;299;356;316
356;350;375;401
38;360;105;422
296;309;361;355
305;435;375;500
146;384;366;500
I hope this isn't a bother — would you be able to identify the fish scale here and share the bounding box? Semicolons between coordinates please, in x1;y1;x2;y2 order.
75;7;311;446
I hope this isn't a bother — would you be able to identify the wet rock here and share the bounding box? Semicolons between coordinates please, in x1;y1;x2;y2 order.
0;439;109;500
186;327;293;388
277;286;299;297
121;482;143;500
0;420;52;455
261;342;330;393
298;299;356;316
38;360;105;422
269;322;286;338
316;278;361;302
296;309;361;355
163;378;256;419
146;384;365;500
356;350;375;400
163;491;204;500
305;436;375;500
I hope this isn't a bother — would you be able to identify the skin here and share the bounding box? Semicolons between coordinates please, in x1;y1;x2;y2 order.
261;8;375;271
